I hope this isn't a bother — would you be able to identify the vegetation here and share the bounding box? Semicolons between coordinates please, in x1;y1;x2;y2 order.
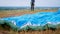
0;9;57;18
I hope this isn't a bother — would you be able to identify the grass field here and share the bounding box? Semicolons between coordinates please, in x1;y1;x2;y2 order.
0;9;57;18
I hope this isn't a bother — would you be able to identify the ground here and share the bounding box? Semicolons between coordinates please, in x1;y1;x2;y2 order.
0;26;60;34
0;9;59;34
0;9;57;18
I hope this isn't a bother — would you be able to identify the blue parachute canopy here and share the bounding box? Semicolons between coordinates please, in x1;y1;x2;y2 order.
0;9;60;30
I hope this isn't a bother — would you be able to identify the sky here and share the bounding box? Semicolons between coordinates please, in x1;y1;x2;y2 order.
0;0;60;7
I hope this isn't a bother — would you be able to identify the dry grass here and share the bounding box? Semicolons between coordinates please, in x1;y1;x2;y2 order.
18;29;60;34
0;29;60;34
0;25;60;34
0;9;57;18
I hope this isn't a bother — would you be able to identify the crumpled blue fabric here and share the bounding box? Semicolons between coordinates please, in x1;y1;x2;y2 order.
0;9;60;28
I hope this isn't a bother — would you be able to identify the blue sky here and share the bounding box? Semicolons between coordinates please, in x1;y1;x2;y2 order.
0;0;60;7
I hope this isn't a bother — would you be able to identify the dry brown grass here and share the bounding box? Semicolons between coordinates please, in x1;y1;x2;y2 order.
0;29;60;34
0;9;57;18
0;25;60;34
18;30;60;34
